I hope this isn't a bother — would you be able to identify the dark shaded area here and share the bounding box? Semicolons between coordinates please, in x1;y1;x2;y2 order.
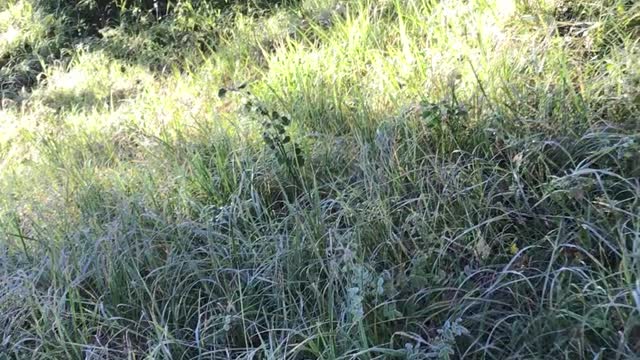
36;0;302;36
0;0;301;104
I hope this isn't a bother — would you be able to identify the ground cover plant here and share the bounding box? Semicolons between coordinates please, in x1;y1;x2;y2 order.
0;0;639;358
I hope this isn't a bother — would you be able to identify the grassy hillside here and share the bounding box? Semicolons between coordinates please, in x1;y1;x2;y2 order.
1;0;639;358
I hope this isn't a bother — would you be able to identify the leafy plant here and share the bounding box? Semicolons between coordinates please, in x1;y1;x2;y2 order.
219;84;305;184
420;100;470;152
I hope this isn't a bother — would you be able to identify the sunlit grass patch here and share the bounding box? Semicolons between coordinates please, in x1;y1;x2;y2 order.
27;51;151;111
0;0;66;100
0;1;41;54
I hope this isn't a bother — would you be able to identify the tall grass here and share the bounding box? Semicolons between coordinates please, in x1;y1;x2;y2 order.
1;0;639;358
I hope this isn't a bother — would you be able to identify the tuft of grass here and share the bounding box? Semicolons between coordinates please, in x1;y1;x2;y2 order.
1;0;639;358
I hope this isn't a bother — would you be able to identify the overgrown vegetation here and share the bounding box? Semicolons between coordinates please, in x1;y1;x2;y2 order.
1;0;639;358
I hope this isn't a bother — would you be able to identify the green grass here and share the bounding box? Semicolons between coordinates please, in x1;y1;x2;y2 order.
1;0;639;358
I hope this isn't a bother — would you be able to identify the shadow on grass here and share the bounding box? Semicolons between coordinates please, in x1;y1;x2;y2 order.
0;0;301;106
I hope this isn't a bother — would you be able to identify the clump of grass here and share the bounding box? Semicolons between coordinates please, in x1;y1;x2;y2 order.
0;0;66;102
1;0;639;359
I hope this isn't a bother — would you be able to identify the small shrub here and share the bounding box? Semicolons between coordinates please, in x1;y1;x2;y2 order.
219;84;305;184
